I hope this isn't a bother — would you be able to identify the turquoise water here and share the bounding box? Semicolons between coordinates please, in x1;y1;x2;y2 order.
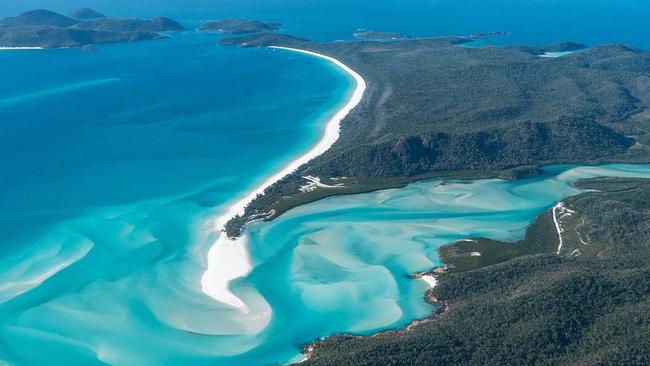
239;164;650;363
2;0;650;47
2;1;650;365
0;29;353;366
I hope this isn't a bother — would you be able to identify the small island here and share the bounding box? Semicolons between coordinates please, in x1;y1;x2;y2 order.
199;19;280;34
0;9;184;48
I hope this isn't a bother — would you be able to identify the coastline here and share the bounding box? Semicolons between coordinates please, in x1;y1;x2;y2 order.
200;47;367;312
0;47;44;50
294;172;650;364
297;266;449;364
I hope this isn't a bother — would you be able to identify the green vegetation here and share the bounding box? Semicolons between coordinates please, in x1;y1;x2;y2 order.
353;30;404;40
438;212;558;273
220;33;650;236
304;40;649;178
301;178;650;365
199;19;280;34
0;9;183;48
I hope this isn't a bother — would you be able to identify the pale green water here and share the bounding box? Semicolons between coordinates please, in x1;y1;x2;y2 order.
2;163;650;365
238;164;650;363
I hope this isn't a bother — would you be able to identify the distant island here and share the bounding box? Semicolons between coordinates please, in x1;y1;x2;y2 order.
199;19;280;34
353;30;404;40
0;9;184;48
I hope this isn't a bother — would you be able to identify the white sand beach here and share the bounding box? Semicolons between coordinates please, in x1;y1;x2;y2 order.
539;51;575;58
0;47;43;50
420;275;438;289
201;47;367;312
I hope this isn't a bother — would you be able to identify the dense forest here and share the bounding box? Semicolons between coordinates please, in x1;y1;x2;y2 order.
301;178;650;365
220;33;650;236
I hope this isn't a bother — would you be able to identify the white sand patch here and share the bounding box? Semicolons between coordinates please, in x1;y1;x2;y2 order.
539;51;575;58
553;202;575;254
469;251;481;257
290;354;310;364
290;344;316;364
201;47;366;312
577;232;589;246
420;275;437;288
299;175;345;192
0;46;44;50
201;234;253;312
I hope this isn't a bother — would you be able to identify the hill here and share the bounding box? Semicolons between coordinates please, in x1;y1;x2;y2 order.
69;8;106;20
0;9;183;48
219;33;650;236
0;9;80;28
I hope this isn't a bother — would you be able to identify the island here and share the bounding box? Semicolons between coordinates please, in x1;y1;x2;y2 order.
211;32;650;362
218;33;650;237
0;9;184;48
199;19;280;34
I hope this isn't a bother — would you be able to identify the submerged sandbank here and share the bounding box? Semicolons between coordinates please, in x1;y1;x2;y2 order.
200;47;367;312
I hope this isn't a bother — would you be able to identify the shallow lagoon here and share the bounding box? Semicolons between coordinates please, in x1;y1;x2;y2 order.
4;163;650;365
0;31;354;365
237;164;650;364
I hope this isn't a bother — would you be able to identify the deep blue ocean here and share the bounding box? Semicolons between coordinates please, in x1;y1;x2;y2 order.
1;1;650;365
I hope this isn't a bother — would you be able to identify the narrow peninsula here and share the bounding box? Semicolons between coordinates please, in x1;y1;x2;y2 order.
200;46;366;312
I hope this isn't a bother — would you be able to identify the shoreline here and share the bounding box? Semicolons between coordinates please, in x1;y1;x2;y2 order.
0;47;44;50
200;47;367;312
296;266;449;364
291;173;650;364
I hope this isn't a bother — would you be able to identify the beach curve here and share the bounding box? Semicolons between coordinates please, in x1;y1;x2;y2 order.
200;47;367;312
